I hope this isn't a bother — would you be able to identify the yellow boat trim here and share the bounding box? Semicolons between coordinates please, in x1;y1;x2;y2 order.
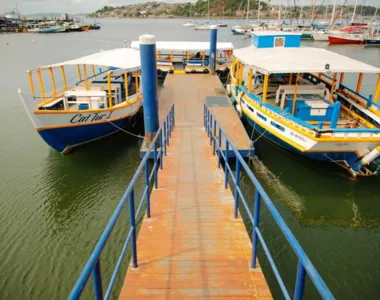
34;95;142;115
239;91;380;143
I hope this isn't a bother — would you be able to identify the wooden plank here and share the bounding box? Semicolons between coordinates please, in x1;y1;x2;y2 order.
121;74;271;299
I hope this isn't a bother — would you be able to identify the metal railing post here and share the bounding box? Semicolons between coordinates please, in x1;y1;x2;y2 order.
251;190;261;268
169;111;172;138
160;130;163;170
234;159;241;219
294;261;306;300
172;105;175;128
207;109;210;137
145;161;150;218
154;142;158;189
129;190;138;268
164;122;167;156
204;104;206;127
92;260;103;300
224;140;229;189
166;115;170;146
209;114;213;145
218;127;222;168
213;119;216;155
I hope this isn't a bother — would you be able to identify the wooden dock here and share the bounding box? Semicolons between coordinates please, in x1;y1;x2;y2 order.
121;75;271;299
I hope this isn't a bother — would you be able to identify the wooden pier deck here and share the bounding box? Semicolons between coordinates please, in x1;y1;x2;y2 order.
121;75;271;299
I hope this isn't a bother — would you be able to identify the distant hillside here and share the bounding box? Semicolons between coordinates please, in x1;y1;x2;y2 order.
89;0;379;18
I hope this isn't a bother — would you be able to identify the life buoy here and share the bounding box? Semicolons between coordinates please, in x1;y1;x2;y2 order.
224;50;233;58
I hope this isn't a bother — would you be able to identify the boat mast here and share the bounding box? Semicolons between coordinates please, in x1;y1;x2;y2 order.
278;0;282;24
208;0;210;21
246;0;250;25
299;0;303;24
330;0;336;26
324;0;329;21
351;0;358;24
258;0;261;22
311;0;315;21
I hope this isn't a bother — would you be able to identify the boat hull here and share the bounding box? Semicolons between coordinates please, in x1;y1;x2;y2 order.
19;91;143;154
328;35;363;44
38;114;137;153
364;39;380;46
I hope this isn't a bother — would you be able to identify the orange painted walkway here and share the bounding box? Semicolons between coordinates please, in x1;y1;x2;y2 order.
119;75;272;299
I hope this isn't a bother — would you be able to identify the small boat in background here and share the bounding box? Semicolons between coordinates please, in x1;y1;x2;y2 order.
183;21;196;27
90;23;101;30
328;32;365;44
217;21;228;28
364;36;380;46
19;48;143;154
81;25;90;32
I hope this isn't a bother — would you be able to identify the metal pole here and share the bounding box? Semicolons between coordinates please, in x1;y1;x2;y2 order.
129;190;138;268
209;115;213;145
224;140;229;189
251;190;261;268
164;122;167;156
166;115;170;146
92;260;103;300
213;119;216;155
218;128;222;168
160;130;163;170
139;34;159;144
234;159;241;219
294;261;307;300
144;161;150;218
209;25;217;75
154;142;158;189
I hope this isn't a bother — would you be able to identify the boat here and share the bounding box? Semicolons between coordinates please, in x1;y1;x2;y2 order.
228;31;380;177
183;3;196;27
90;23;101;30
70;23;83;32
217;21;228;28
18;48;143;154
194;24;214;30
328;32;365;44
130;41;234;78
364;36;380;46
81;25;90;32
39;26;65;33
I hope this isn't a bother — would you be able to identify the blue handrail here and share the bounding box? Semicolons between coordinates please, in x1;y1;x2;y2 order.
68;105;175;300
204;104;335;300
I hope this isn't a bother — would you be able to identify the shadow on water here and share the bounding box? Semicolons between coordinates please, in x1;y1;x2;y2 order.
235;121;380;299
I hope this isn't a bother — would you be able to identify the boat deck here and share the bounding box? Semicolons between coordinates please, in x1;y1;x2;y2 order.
120;74;271;299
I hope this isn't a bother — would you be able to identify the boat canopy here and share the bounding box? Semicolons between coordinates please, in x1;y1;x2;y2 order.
233;46;380;75
130;41;234;51
35;48;141;71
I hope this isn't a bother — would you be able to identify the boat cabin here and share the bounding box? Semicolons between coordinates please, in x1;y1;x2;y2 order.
131;41;234;77
231;32;380;131
26;48;142;112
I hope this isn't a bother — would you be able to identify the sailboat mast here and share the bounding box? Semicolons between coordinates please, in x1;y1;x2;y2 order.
246;0;250;25
351;0;358;24
258;0;261;22
208;0;210;20
299;0;304;23
311;0;315;20
278;0;282;24
330;0;336;26
324;0;329;21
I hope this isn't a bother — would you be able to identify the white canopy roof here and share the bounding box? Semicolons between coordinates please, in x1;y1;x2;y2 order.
233;46;380;74
37;48;141;71
130;41;234;52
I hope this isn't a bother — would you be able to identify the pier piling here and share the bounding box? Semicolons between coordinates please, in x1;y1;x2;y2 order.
209;25;217;75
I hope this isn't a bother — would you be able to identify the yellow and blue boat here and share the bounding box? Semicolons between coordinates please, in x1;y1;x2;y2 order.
18;48;143;154
228;31;380;177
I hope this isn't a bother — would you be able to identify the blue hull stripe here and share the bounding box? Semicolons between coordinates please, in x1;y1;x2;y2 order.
38;116;132;153
244;114;360;164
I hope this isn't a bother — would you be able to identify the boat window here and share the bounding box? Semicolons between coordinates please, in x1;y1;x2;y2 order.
241;99;245;105
270;121;285;132
257;112;267;121
248;105;254;112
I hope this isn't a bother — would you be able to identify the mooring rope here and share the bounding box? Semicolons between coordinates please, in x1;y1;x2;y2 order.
105;119;144;139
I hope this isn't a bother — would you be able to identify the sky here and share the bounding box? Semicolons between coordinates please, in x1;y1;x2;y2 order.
1;0;378;15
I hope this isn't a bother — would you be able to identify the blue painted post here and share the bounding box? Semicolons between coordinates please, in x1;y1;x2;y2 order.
209;25;217;75
294;261;307;300
251;189;261;268
129;190;138;268
330;101;341;129
207;109;210;137
166;115;170;146
209;115;213;145
139;34;159;143
234;159;241;219
92;260;103;300
218;128;222;168
224;140;229;189
204;104;206;127
172;105;175;127
366;94;373;109
144;161;150;218
213;119;216;155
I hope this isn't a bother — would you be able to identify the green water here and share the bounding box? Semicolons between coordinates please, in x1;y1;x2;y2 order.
0;18;379;299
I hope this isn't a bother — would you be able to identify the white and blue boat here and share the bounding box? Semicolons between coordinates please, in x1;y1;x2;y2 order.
131;41;234;78
18;48;143;154
228;31;380;177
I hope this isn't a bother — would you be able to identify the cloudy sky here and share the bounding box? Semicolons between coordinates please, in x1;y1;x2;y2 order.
1;0;378;15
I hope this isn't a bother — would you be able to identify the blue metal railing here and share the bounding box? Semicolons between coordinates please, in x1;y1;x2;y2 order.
68;105;175;300
204;104;335;300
